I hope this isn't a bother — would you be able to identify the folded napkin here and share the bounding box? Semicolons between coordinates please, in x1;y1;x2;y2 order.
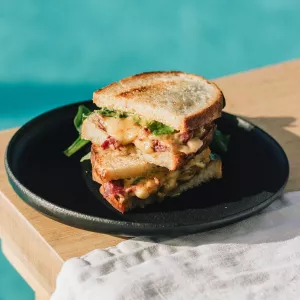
52;192;300;300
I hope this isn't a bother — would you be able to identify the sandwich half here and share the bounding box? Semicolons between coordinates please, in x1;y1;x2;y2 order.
64;71;227;213
91;144;222;213
82;71;225;170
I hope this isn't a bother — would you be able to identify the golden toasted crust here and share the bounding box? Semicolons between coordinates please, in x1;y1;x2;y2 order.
184;90;224;130
122;71;185;81
117;83;168;98
99;186;126;213
198;123;217;153
92;167;103;185
96;71;183;94
93;71;225;131
99;186;160;213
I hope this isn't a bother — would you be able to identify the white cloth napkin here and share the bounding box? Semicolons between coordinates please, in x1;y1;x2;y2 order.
52;192;300;300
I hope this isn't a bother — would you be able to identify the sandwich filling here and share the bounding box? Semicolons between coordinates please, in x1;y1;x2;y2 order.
92;147;222;213
85;108;213;155
64;70;227;214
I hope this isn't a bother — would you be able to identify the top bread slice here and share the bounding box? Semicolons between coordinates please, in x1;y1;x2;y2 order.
93;71;225;131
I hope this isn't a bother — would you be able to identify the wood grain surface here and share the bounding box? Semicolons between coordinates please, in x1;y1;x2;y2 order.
0;60;300;298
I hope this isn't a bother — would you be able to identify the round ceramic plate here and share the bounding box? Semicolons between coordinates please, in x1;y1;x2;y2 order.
5;101;289;236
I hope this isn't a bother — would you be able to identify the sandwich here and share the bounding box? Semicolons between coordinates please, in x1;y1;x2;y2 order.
82;72;223;170
64;71;227;213
91;144;222;213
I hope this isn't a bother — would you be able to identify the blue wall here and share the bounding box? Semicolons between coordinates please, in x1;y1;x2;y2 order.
1;0;300;131
0;1;300;299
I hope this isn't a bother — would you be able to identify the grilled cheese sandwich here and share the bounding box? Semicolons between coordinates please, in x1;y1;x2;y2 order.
65;71;226;212
92;145;221;213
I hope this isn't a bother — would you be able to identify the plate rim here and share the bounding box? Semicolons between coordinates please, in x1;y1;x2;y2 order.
4;101;290;235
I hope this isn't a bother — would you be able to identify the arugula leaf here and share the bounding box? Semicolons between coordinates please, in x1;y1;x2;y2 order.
118;112;128;118
209;152;220;161
210;129;230;155
74;105;92;133
64;137;90;157
64;105;91;157
80;152;91;162
94;108;128;118
132;115;142;125
146;121;175;136
95;107;116;117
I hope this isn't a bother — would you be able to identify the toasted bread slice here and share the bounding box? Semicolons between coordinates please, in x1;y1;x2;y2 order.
93;71;225;131
91;144;160;183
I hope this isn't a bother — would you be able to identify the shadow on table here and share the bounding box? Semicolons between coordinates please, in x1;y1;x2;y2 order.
246;115;299;192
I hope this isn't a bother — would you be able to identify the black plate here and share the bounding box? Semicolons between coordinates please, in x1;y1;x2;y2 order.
5;101;289;236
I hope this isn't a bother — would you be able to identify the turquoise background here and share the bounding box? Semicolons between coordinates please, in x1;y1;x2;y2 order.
0;0;299;299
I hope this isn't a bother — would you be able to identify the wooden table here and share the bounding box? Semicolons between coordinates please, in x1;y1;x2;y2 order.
1;60;300;299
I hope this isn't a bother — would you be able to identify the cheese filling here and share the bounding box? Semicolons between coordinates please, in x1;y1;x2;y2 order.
178;138;204;154
122;148;212;200
89;112;206;154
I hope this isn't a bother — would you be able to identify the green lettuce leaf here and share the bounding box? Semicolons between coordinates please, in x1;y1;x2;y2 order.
93;107;175;135
63;105;91;157
64;137;90;157
95;108;128;118
210;129;230;155
209;152;220;160
74;105;92;133
80;151;91;162
132;115;142;125
146;121;175;136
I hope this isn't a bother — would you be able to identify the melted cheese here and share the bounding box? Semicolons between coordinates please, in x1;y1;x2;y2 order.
103;117;140;144
134;139;154;154
129;148;211;199
133;178;160;199
179;138;203;154
91;113;206;155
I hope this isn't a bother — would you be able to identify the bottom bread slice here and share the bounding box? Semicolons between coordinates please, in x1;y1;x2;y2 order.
98;156;222;213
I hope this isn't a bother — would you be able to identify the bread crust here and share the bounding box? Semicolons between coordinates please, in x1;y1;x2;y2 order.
184;89;224;131
93;71;225;131
99;186;126;213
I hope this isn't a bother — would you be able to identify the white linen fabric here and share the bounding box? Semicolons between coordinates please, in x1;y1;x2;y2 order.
52;192;300;300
